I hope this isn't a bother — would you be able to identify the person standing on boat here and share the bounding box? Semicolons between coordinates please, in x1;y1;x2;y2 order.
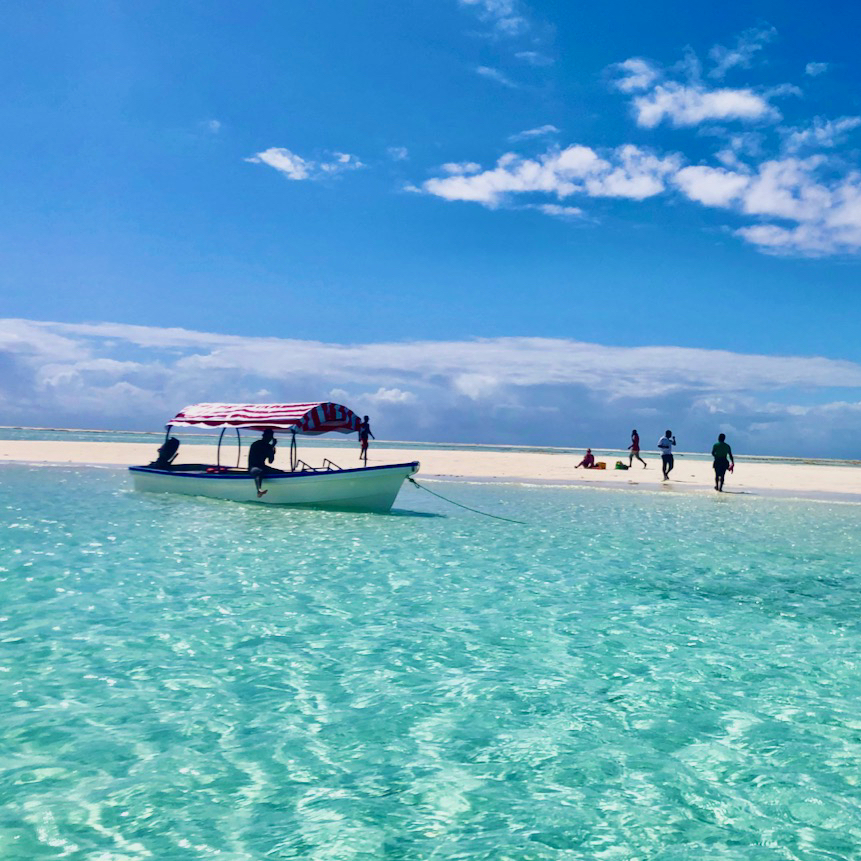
248;428;278;498
657;430;676;480
359;416;375;464
628;429;647;469
711;433;734;492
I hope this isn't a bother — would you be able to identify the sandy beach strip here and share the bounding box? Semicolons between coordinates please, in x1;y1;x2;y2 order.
2;439;861;501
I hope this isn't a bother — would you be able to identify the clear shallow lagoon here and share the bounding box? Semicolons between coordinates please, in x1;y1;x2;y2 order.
2;464;861;860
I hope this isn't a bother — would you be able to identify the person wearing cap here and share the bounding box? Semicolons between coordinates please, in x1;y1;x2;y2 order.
576;449;596;469
248;428;279;498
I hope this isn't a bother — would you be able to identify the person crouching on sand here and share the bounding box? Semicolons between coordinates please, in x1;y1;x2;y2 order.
712;433;734;492
628;429;647;468
576;449;596;469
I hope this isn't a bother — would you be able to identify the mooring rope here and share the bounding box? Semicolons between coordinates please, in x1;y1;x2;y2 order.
407;477;527;525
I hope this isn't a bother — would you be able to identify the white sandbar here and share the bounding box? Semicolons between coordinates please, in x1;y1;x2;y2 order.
2;439;860;501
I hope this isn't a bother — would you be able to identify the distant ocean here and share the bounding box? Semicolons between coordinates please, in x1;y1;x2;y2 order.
2;462;860;858
2;425;859;468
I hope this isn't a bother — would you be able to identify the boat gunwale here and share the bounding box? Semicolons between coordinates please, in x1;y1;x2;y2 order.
128;461;420;481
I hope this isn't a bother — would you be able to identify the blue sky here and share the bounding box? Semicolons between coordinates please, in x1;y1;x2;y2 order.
3;1;861;455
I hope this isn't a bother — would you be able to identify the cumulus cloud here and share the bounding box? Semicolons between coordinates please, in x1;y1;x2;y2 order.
673;165;751;207
613;37;788;129
423;144;680;207
782;116;861;152
387;146;409;161
670;153;861;254
631;82;778;128
423;137;861;255
246;147;365;181
412;31;861;256
4;318;861;455
614;58;660;93
805;62;828;77
440;161;483;175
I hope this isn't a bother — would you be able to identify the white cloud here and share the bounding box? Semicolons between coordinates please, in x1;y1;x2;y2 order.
476;66;519;88
508;124;560;141
805;62;828;77
632;83;778;128
440;161;483;175
387;146;409;161
671;155;861;254
320;152;364;173
614;58;660;93
531;204;584;218
515;51;552;66
361;387;417;405
205;119;222;134
246;147;311;180
614;36;790;129
782;116;861;152
673;165;750;207
414;34;861;257
246;147;365;181
708;26;776;79
459;0;529;36
423;144;679;207
4;318;861;454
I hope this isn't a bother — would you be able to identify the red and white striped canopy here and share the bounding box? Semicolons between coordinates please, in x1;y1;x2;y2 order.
168;402;362;434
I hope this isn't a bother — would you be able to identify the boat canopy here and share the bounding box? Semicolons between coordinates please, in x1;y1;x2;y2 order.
168;402;362;435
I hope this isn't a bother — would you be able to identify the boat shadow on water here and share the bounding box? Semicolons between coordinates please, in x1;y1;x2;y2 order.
387;507;445;518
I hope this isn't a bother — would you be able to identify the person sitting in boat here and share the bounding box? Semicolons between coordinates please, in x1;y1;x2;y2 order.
575;449;596;469
151;436;180;469
248;428;283;498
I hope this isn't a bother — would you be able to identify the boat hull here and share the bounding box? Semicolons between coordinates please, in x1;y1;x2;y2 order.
129;462;420;513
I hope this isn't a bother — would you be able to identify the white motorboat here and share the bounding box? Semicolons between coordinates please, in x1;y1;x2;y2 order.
129;402;419;513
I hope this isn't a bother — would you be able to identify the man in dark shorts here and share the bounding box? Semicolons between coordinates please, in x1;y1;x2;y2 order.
248;428;279;498
657;430;676;480
628;429;647;468
711;433;734;492
358;416;375;464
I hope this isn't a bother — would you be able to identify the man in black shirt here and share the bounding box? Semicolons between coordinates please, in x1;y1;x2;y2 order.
359;416;375;464
248;428;278;498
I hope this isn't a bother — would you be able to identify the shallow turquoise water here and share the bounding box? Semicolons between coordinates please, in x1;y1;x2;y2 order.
2;464;861;860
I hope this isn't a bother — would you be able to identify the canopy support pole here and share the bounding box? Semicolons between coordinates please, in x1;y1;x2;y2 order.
290;430;298;472
217;428;226;468
163;425;171;443
235;427;241;468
